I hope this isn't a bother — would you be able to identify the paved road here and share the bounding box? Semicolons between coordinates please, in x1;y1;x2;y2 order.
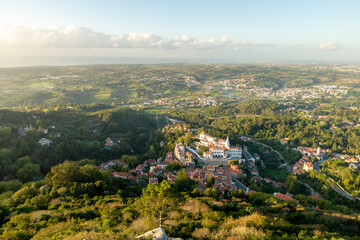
314;160;357;201
246;137;323;196
186;146;205;161
250;139;292;173
313;160;325;171
332;186;354;200
302;182;318;196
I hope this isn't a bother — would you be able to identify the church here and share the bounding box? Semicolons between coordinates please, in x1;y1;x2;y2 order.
199;132;242;160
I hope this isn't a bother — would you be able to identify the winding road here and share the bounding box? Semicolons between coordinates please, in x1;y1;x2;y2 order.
247;137;321;196
313;160;358;201
250;139;292;173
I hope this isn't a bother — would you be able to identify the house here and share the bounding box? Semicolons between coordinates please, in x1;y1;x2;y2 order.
246;190;256;195
149;178;159;184
264;178;272;184
199;133;242;159
112;172;129;179
149;166;164;175
279;139;288;145
273;192;298;202
165;172;177;183
273;182;286;188
41;128;48;134
129;175;138;183
18;125;32;137
297;146;331;160
38;138;52;146
311;194;321;199
105;138;114;149
244;151;256;162
303;162;313;172
251;168;259;176
136;164;145;172
165;152;174;161
229;165;242;178
144;159;157;165
158;162;169;169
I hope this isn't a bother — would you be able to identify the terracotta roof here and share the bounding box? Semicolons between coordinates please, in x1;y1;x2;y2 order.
274;192;298;202
113;172;128;178
311;194;321;199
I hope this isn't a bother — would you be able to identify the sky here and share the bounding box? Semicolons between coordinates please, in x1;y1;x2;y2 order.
0;0;359;66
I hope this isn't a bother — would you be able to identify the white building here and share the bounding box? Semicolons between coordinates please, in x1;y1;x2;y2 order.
200;132;242;160
38;138;52;146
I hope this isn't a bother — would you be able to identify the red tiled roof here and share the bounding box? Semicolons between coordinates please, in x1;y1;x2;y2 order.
274;192;297;202
311;194;321;199
113;172;128;178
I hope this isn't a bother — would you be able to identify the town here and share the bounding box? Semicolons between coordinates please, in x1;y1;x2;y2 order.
100;119;360;202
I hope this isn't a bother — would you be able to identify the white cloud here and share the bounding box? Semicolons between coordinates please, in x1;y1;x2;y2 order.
318;42;341;51
0;24;111;48
0;23;310;53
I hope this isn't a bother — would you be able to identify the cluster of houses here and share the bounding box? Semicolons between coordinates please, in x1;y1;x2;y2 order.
272;86;348;100
293;156;314;175
296;145;360;172
162;122;197;134
18;125;59;146
187;165;237;194
297;146;331;160
104;137;122;149
332;153;360;171
197;132;242;160
96;151;248;195
97;152;185;185
153;97;218;109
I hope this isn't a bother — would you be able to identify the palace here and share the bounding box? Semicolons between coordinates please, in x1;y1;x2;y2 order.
199;132;242;159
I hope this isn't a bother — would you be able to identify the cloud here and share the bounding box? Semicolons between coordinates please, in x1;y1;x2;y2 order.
0;23;306;53
318;42;341;51
0;24;232;50
0;24;111;48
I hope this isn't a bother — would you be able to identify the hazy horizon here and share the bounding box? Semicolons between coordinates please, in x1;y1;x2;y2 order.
1;0;360;66
2;56;360;68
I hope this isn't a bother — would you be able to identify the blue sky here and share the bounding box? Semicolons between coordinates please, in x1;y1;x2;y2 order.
0;0;359;65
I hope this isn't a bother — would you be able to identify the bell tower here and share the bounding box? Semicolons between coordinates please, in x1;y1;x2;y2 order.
225;136;230;148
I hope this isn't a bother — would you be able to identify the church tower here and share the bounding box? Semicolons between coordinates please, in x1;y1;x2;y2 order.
225;136;230;148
